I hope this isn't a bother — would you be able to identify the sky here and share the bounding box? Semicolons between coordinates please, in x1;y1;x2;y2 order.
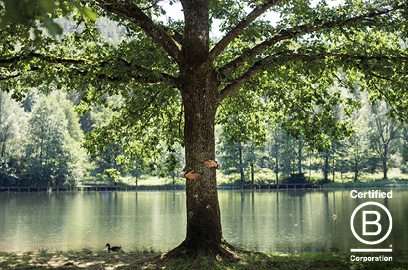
158;0;346;38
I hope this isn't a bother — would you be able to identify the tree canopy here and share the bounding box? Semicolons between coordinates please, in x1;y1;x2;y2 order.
1;1;407;156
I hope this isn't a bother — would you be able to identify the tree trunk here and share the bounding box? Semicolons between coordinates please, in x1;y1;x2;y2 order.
250;162;254;185
183;101;222;251
354;159;359;183
169;67;228;257
297;140;302;174
274;132;279;184
163;0;236;259
238;143;245;185
1;141;5;158
275;155;279;184
383;160;388;179
383;146;388;179
323;152;330;183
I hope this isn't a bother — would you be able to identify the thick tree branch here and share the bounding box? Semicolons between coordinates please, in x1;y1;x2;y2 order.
0;73;20;81
139;0;162;11
115;58;179;86
94;0;181;61
73;66;177;85
219;51;408;101
218;4;407;76
209;0;282;62
371;84;405;122
160;25;184;45
0;52;87;66
219;56;270;101
281;53;408;62
0;52;178;86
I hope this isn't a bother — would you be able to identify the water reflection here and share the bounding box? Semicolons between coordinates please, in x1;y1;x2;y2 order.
0;189;407;255
220;189;407;254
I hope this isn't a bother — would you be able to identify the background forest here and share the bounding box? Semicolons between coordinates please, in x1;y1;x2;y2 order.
1;85;408;187
1;18;408;188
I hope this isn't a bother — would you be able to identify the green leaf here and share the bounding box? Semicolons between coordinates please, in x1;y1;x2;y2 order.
39;0;57;13
43;15;63;36
81;7;97;21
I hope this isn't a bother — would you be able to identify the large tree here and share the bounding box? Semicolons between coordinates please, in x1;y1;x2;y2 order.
0;91;27;185
368;101;400;179
24;94;77;187
1;0;408;259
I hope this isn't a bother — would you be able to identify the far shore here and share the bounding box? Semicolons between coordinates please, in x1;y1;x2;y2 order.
1;178;408;193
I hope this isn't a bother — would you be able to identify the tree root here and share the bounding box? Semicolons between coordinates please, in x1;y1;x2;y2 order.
158;239;241;267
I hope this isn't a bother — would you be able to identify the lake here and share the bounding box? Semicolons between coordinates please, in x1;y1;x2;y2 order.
1;188;407;256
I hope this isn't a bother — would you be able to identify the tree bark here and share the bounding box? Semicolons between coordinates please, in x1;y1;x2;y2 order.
250;162;254;185
297;141;302;174
172;66;227;255
238;142;245;185
1;141;5;158
382;145;388;179
354;159;359;183
323;152;330;183
161;0;237;259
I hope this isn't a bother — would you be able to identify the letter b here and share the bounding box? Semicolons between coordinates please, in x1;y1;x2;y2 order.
362;211;381;235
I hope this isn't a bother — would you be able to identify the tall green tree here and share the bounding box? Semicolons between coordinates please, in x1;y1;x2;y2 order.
217;135;245;183
368;101;400;179
218;136;259;185
346;91;370;182
0;91;27;185
0;91;26;159
23;95;76;186
217;93;266;185
400;125;408;173
347;122;370;182
2;0;408;258
287;135;306;175
261;124;285;183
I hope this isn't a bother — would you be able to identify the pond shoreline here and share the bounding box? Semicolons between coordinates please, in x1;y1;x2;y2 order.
2;179;408;192
1;249;406;270
2;188;407;265
1;183;320;192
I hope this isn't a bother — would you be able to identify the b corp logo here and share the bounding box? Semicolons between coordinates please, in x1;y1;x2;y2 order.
350;200;393;252
350;202;393;245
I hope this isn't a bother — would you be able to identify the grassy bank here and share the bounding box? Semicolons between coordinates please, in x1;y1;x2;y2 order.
323;179;408;189
115;168;408;187
1;249;407;270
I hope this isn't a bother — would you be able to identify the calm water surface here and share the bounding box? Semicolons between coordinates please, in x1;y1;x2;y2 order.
1;189;407;255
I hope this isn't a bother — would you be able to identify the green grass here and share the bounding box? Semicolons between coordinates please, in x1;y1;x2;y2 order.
0;249;406;269
81;167;408;188
323;179;408;189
